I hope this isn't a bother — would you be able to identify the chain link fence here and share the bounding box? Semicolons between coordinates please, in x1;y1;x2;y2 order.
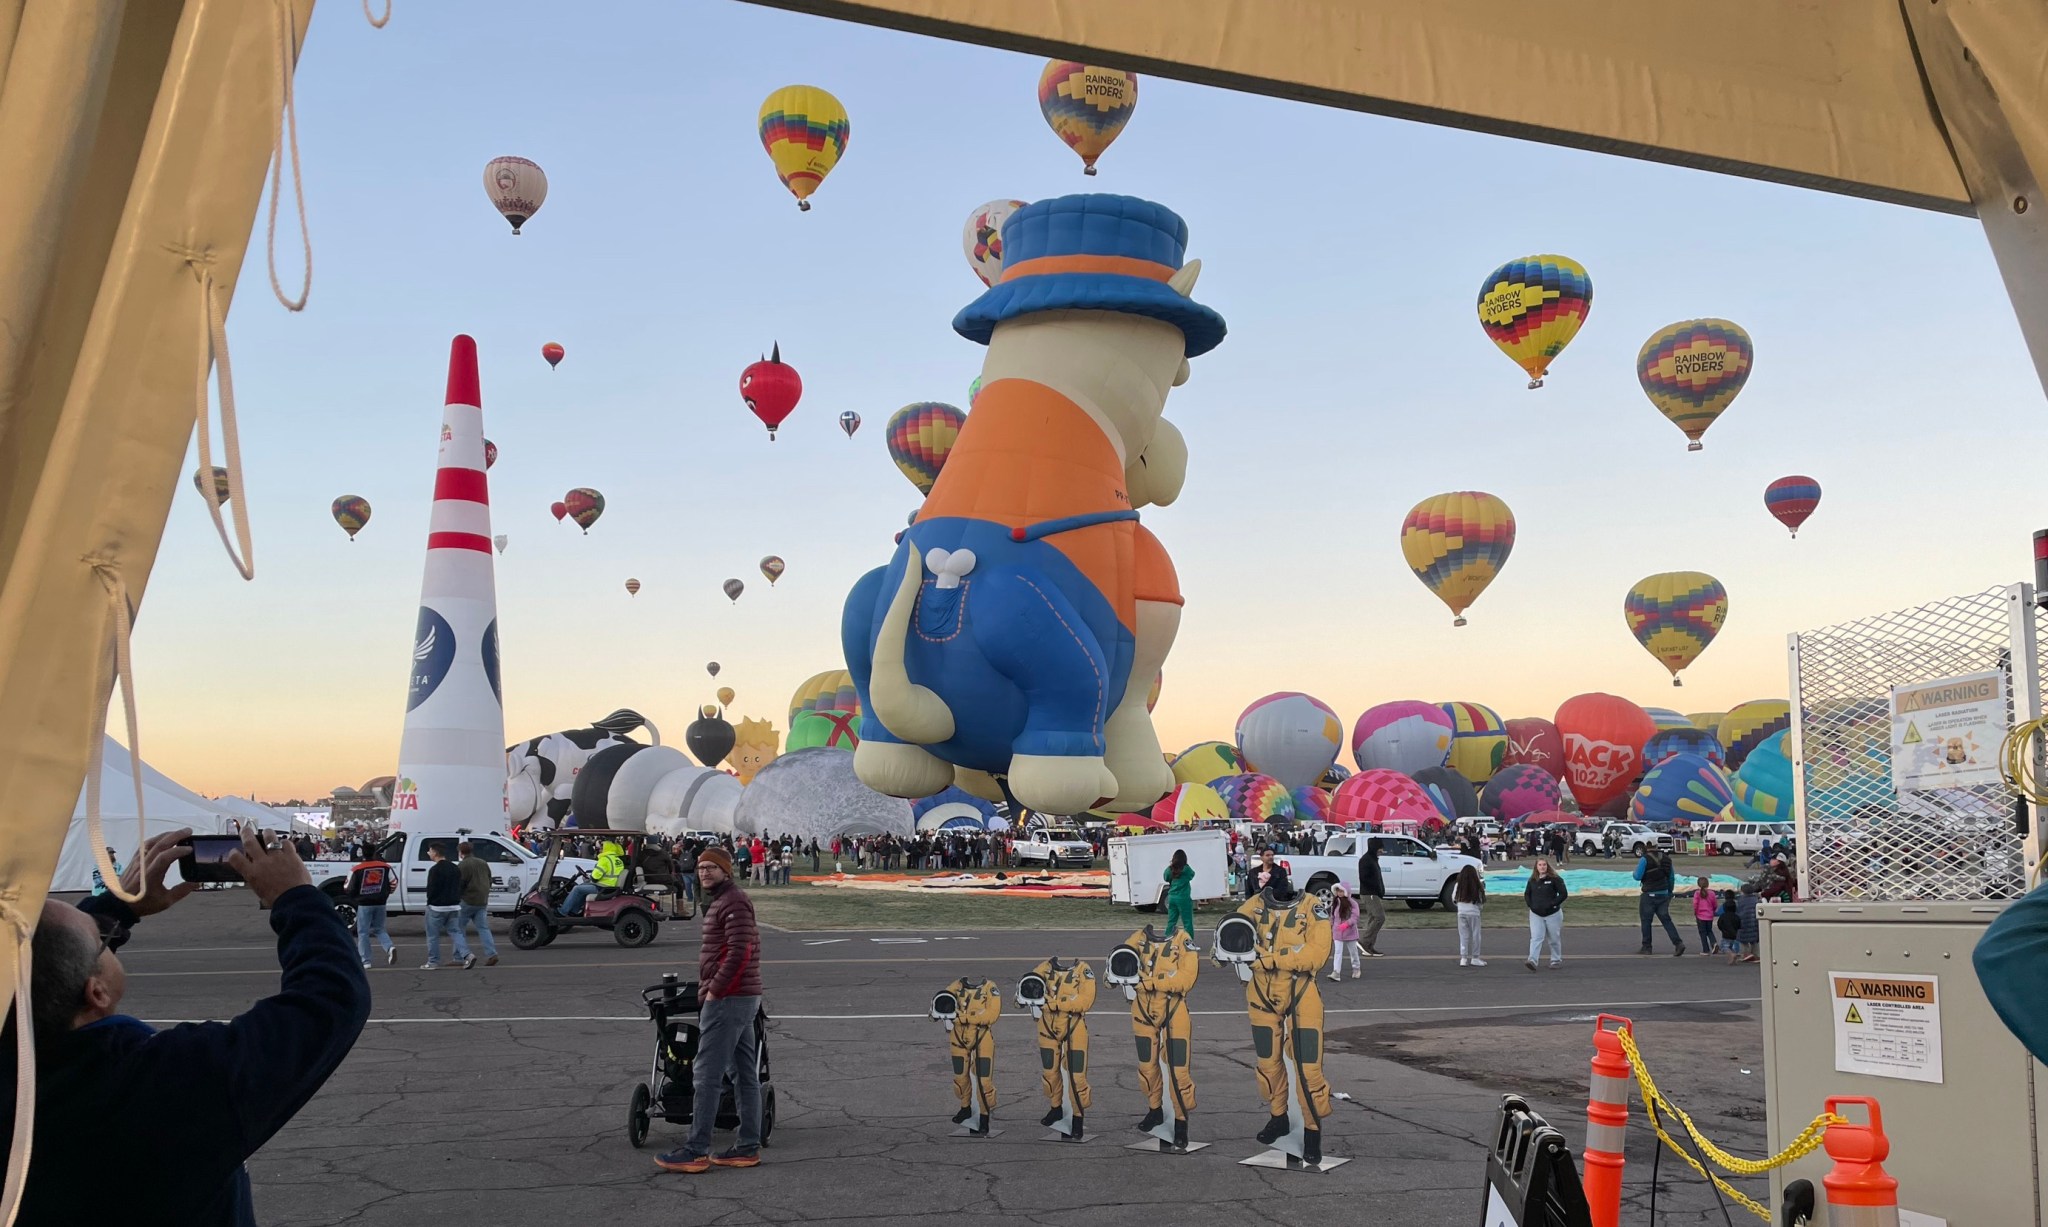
1790;584;2038;902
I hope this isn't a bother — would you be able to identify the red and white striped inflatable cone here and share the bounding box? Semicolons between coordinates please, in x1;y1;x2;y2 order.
392;335;507;832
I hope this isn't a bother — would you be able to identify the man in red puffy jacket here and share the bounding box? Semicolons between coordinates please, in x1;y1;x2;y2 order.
656;845;763;1174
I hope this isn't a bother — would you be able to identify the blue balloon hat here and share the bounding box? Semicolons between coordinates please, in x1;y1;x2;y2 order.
952;194;1227;357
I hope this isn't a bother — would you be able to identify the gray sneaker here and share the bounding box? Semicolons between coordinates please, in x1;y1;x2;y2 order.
462;953;478;970
386;946;398;966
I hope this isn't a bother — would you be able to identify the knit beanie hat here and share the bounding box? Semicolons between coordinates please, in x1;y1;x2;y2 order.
698;846;735;878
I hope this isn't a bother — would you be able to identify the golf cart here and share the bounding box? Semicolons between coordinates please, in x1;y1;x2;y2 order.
509;828;679;950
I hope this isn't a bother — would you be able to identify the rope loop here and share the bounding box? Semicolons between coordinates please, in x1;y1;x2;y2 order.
0;887;37;1227
363;0;392;27
185;262;256;581
266;0;311;311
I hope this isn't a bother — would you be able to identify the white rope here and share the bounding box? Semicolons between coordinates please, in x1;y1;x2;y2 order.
266;0;310;312
363;0;391;27
81;562;146;907
188;263;256;581
0;889;35;1227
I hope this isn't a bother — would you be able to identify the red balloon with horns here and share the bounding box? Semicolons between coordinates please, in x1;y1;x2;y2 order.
740;343;803;440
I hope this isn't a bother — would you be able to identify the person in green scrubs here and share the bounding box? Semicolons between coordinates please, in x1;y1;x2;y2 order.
1163;849;1196;938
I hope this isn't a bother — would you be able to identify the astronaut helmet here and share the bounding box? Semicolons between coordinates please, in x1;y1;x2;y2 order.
930;989;960;1023
1015;972;1049;1010
1213;913;1258;964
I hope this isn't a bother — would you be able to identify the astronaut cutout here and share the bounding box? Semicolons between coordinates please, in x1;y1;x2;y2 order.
1016;958;1095;1141
1213;873;1349;1171
930;977;1001;1137
1107;925;1207;1154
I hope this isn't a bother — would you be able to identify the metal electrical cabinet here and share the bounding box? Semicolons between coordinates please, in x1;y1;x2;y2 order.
1761;901;2038;1224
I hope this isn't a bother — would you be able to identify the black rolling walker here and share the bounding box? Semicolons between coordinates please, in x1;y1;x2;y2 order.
627;973;777;1148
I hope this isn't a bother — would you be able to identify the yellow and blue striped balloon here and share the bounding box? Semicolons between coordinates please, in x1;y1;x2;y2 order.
758;86;849;211
1637;319;1753;451
1625;571;1729;686
1476;255;1592;388
1038;61;1136;175
1401;492;1515;626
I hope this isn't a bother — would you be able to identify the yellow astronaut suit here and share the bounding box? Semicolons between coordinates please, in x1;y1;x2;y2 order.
1237;886;1333;1132
932;977;1002;1123
1124;927;1198;1121
1022;958;1096;1122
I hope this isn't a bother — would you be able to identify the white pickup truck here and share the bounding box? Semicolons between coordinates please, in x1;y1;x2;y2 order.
1272;833;1487;911
313;828;596;920
1013;827;1097;869
1575;822;1675;858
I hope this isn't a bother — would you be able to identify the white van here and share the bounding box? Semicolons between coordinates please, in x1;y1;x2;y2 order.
1698;821;1796;856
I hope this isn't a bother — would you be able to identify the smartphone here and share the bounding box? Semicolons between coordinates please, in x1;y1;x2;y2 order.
178;834;247;883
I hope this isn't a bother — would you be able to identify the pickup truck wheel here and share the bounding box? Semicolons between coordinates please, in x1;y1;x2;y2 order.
321;883;357;933
1404;898;1435;911
1632;842;1647;856
510;913;549;950
1439;880;1458;910
614;911;653;948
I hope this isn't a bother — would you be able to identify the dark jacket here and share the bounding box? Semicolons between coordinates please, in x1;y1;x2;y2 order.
341;860;395;906
1525;873;1569;917
1977;883;2048;1063
699;880;763;999
4;886;369;1225
425;858;463;907
457;855;493;907
1248;861;1291;899
1635;854;1675;895
1356;844;1384;899
1736;893;1761;943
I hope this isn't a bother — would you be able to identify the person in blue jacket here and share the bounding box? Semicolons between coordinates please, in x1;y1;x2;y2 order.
3;825;370;1225
1975;879;2048;1062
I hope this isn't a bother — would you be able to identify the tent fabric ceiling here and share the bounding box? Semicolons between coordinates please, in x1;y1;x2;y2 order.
740;0;1994;214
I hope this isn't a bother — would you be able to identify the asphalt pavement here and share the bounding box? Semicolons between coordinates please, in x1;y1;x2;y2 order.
109;891;1773;1226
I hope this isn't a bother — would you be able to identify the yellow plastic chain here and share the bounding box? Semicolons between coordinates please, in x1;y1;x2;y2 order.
1616;1028;1845;1221
1997;719;2048;889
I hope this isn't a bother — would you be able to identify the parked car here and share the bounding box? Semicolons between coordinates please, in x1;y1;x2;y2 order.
1576;822;1675;857
1013;827;1096;868
1698;821;1796;856
1274;833;1486;910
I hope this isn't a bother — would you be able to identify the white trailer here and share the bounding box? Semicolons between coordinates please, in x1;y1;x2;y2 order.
1108;829;1230;909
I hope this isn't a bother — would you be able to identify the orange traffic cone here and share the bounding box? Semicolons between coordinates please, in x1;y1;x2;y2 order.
1584;1014;1633;1227
1821;1097;1899;1226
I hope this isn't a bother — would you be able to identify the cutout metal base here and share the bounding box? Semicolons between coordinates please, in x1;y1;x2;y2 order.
950;1126;1004;1138
1042;1129;1093;1143
1239;1148;1349;1172
1126;1137;1209;1154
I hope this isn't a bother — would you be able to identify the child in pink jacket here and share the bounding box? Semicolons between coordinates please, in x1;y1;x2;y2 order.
1690;876;1718;957
1329;883;1363;980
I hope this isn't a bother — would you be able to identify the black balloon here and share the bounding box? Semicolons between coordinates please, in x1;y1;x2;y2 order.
569;742;646;827
687;714;736;767
1409;765;1478;820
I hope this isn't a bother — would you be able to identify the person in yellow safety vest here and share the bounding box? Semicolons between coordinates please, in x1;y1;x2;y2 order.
562;840;626;917
1022;958;1096;1134
1125;925;1199;1149
1238;877;1334;1165
932;977;1001;1132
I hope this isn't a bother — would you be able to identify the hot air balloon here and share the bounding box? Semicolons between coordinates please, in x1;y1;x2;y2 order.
838;410;862;438
330;495;371;541
549;501;567;522
1212;773;1295;825
687;706;737;767
1152;782;1228;829
624;578;641;597
1479;763;1563;824
1476;255;1592;389
1501;717;1565;775
1765;475;1821;538
707;662;720;678
716;686;736;708
1351;701;1454;775
1689;712;1727;732
760;556;786;585
1645;708;1696;731
1637;319;1754;451
1411;765;1478;821
1234;692;1343;791
757;85;848;211
1439;702;1509;785
1630;753;1736;827
192;466;231;504
1625;571;1729;686
886;402;966;495
1037;61;1136;175
1290;785;1331;825
722;578;744;603
483;156;546;234
787;708;861;752
493;534;508;554
1170;741;1242;789
740;344;802;439
563;488;604;533
1555;693;1656;816
967;376;983;408
789;669;860;724
1718;700;1791;771
1328;770;1437;830
962;198;1027;287
541;342;564;370
1146;671;1162;714
1729;731;1793;825
1643;726;1723;769
1401;492;1515;626
483;439;498;470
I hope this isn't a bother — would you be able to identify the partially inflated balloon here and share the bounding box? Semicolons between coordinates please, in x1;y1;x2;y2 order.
1643;726;1723;769
1401;492;1515;626
1625;571;1728;686
541;342;564;369
1351;701;1454;775
717;686;735;708
787;708;861;752
1637;319;1754;451
789;669;860;724
1235;692;1343;791
758;85;848;211
1329;770;1437;829
740;344;803;439
1153;782;1227;829
838;410;862;438
962;199;1027;287
1476;255;1592;389
1480;764;1563;824
722;578;744;603
1411;765;1477;821
1038;61;1136;175
1631;753;1736;826
1290;786;1331;825
1501;717;1564;776
1688;712;1727;732
1730;731;1793;824
563;488;604;533
1765;475;1821;538
549;501;567;523
1718;700;1791;770
192;466;231;504
886;402;965;495
624;578;641;597
330;495;371;540
1555;693;1655;815
760;555;786;585
483;439;497;470
484;156;546;234
1439;702;1508;784
1171;741;1242;789
1645;708;1696;731
1212;773;1295;825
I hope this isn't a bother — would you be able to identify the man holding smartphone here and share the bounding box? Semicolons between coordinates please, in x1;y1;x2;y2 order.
9;824;370;1224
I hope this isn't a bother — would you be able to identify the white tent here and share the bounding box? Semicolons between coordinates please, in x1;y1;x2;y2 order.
211;794;291;832
51;738;236;892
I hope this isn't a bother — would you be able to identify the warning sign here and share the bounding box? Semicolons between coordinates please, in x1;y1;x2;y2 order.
1890;671;2006;792
1831;972;1942;1084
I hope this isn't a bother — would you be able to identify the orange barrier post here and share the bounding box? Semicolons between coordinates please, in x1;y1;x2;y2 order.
1583;1014;1633;1227
1821;1097;1900;1227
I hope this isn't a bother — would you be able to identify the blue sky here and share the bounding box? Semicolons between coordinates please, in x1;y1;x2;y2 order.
133;1;2047;797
